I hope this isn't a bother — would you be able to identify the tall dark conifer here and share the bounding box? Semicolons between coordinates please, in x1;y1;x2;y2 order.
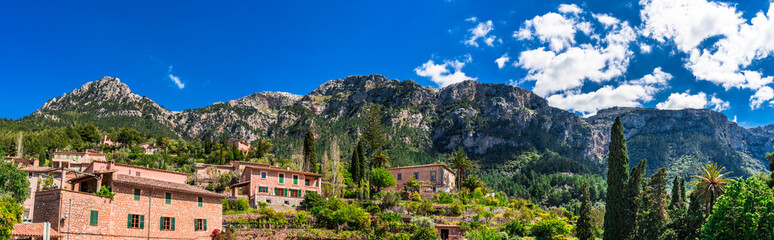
349;143;361;184
679;178;686;202
640;168;668;240
303;130;318;173
627;159;646;239
577;183;595;240
357;141;367;183
604;116;630;240
670;176;682;208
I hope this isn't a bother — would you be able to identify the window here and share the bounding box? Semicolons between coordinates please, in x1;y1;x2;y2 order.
134;189;141;200
127;214;144;229
278;173;284;183
397;173;402;180
290;189;300;197
197;197;203;207
89;210;98;226
414;172;418;180
293;175;298;185
261;172;266;178
431;171;436;181
194;218;207;231
275;188;287;196
160;217;175;231
165;193;171;204
136;171;141;177
305;179;310;186
259;186;268;193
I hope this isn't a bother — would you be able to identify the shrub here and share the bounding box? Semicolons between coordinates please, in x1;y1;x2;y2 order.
223;198;250;212
365;204;381;214
410;217;438;240
379;212;403;222
94;186;115;199
294;211;309;227
433;191;454;204
531;216;570;239
466;226;506;240
389;231;411;240
378;190;401;208
450;201;464;216
502;221;529;237
300;191;326;210
411;192;422;201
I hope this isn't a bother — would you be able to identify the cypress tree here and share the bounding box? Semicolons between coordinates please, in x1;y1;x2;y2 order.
670;176;681;208
640;168;668;240
303;130;318;173
679;178;686;202
627;159;646;240
604;116;631;240
577;183;595;240
349;145;361;184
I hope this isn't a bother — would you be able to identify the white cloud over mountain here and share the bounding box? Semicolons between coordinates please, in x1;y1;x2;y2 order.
415;56;477;88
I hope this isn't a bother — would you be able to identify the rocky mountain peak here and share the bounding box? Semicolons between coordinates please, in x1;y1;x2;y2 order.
227;91;302;110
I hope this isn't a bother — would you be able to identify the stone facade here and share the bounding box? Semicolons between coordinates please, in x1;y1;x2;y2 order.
32;161;223;240
227;139;250;155
20;167;65;222
193;161;268;186
5;157;39;168
234;165;322;208
387;164;456;192
52;150;106;170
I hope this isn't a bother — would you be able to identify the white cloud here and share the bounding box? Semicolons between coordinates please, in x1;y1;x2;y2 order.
466;17;477;22
593;13;620;26
167;66;185;89
750;86;774;109
641;0;774;108
546;84;658;116
558;4;583;14
639;43;652;53
546;67;671;116
655;91;729;111
516;10;636;96
516;12;578;52
495;54;510;69
415;58;477;88
465;20;495;47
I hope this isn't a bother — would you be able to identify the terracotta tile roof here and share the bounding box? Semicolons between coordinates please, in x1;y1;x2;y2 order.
20;166;57;172
91;160;188;176
12;223;61;237
113;174;226;198
387;163;456;175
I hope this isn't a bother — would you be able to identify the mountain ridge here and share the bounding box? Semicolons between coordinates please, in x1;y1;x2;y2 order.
23;75;774;178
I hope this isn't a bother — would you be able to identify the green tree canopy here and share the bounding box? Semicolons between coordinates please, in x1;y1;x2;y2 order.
577;183;595;240
303;130;318;173
604;116;632;240
701;177;774;240
370;168;396;193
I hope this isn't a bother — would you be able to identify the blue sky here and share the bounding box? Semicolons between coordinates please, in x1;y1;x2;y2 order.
2;1;774;127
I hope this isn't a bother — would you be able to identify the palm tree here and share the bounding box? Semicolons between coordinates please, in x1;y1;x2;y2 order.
691;163;734;211
448;148;472;190
371;152;390;168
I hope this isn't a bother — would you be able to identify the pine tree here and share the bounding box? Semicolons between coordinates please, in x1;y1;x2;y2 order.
303;130;318;173
627;159;646;240
577;183;595;240
604;116;631;240
670;176;682;208
640;168;668;240
357;141;367;183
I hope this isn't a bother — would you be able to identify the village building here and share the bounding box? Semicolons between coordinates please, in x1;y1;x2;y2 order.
11;222;60;240
226;139;250;155
387;163;456;192
436;224;462;240
139;143;158;155
100;135;119;147
193;161;268;186
230;164;322;207
32;160;224;240
51;150;106;170
5;156;39;168
19;166;72;223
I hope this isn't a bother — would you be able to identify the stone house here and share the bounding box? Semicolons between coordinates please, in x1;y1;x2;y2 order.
193;161;267;186
52;150;106;170
100;135;119;147
33;161;224;240
139;143;158;155
20;166;71;223
230;165;322;207
436;224;462;240
226;139;250;155
5;157;39;168
386;164;456;192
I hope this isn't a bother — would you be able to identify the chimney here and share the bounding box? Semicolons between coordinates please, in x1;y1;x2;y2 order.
107;160;114;170
286;167;290;170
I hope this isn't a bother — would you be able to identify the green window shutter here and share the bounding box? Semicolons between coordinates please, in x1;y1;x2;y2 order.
134;189;141;200
198;197;203;207
165;193;171;204
90;210;98;226
160;217;165;230
204;219;207;231
194;219;199;231
171;217;175;231
127;214;133;228
139;215;145;229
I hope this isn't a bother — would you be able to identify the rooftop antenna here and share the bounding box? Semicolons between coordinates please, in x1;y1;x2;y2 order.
16;132;23;158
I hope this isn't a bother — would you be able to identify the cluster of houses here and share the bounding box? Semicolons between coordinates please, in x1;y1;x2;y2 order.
7;138;462;240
